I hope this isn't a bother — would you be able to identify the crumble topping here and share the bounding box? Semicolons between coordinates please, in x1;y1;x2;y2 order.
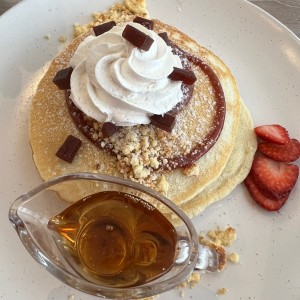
177;271;201;298
217;288;228;295
199;226;238;271
65;11;224;187
174;226;239;298
197;226;239;296
207;227;237;247
68;60;216;185
199;236;227;271
156;175;169;195
74;0;149;37
228;252;240;263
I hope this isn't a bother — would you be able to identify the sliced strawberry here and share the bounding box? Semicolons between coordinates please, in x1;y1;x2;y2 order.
254;124;290;145
251;156;299;200
244;174;289;211
297;140;300;153
258;139;300;162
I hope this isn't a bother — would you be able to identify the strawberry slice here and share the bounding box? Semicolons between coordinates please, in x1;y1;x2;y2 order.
258;139;300;162
244;174;289;211
254;124;290;145
251;156;299;200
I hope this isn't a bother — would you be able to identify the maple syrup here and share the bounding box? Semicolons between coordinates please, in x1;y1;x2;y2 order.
48;191;177;287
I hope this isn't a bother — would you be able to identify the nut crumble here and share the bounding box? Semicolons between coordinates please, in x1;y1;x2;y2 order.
228;252;239;263
199;226;239;271
217;287;228;295
207;227;237;247
73;0;149;37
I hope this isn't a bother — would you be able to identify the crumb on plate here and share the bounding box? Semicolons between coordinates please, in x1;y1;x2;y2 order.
73;0;149;37
228;252;240;263
217;287;228;295
208;226;237;246
59;35;67;43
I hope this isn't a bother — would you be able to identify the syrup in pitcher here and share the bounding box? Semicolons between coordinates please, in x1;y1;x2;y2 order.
48;191;177;287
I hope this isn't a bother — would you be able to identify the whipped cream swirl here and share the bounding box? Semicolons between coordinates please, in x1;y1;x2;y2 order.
69;22;183;126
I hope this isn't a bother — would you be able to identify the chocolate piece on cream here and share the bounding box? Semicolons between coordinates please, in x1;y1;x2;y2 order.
168;67;197;85
150;114;176;133
53;67;73;90
158;32;171;46
133;16;154;30
93;21;116;36
122;24;154;51
56;135;82;163
102;122;118;137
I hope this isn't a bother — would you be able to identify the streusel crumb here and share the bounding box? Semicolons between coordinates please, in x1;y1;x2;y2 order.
199;236;227;271
199;226;238;271
74;0;149;37
187;271;201;287
228;252;240;263
183;163;200;176
156;175;169;195
217;287;228;295
178;271;201;289
208;227;237;246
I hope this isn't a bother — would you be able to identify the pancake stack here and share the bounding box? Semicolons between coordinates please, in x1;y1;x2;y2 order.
29;4;257;218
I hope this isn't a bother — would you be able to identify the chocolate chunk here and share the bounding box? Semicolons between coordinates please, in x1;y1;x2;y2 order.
93;21;116;36
168;67;197;85
133;16;154;30
53;67;73;90
122;24;154;51
158;32;171;46
150;114;176;133
102;122;118;138
56;135;82;163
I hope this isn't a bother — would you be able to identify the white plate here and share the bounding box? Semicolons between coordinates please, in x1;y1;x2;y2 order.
1;0;299;299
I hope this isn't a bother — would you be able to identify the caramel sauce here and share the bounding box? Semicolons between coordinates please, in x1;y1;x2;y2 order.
48;191;177;287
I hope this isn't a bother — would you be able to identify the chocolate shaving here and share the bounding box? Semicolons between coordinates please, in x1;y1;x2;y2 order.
122;24;154;51
150;114;176;133
158;32;171;46
56;135;82;163
133;16;154;30
168;67;197;85
93;21;116;36
53;67;73;90
102;122;118;137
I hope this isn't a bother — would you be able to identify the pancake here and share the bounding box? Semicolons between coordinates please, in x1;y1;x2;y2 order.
179;100;256;217
29;16;256;214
